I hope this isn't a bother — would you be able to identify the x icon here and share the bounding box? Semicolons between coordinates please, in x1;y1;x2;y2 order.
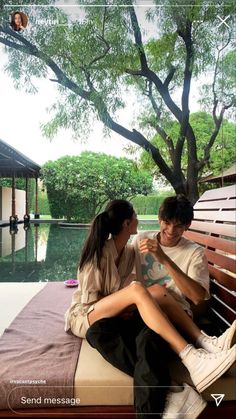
217;15;230;28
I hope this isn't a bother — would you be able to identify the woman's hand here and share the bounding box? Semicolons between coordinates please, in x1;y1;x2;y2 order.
139;238;166;264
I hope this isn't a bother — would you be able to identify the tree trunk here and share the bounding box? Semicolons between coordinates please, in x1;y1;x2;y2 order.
186;177;199;205
163;161;199;204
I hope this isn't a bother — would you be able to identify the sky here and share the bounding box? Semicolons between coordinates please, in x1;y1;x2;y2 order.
0;48;135;165
0;0;204;167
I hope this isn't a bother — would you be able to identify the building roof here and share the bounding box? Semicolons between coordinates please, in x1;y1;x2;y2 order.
0;139;41;178
199;163;236;183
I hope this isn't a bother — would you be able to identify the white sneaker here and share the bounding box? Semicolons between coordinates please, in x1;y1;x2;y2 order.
162;383;207;418
182;344;236;393
198;320;236;353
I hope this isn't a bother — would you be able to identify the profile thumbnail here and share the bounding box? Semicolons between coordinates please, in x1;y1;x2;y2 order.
10;11;28;32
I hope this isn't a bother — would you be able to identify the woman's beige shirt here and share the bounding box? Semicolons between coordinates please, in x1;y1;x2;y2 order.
64;238;142;336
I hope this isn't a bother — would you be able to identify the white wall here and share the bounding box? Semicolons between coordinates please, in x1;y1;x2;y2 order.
0;224;26;257
0;187;26;220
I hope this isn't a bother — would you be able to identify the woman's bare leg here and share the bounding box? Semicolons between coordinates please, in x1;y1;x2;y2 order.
147;284;201;342
88;281;188;354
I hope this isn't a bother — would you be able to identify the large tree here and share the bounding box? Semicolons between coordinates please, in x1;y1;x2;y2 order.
0;0;235;203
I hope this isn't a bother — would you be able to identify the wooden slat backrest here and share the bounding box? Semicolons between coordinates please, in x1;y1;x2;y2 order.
194;198;236;210
183;184;236;327
193;210;235;222
204;249;236;274
190;220;234;237
184;231;236;255
197;184;236;200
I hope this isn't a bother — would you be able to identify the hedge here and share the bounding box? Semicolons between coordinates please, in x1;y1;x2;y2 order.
131;191;173;215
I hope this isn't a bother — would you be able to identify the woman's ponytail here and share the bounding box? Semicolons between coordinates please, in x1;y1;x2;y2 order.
79;211;110;271
79;199;134;271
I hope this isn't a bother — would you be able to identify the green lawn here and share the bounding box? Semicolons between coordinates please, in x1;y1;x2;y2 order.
138;215;158;220
36;214;158;221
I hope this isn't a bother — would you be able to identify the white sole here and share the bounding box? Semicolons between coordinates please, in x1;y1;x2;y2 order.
196;348;236;393
163;386;207;419
227;320;236;349
186;398;207;418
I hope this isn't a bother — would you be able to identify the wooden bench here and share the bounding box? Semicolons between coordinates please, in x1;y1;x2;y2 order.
1;185;235;418
184;184;236;330
182;184;236;418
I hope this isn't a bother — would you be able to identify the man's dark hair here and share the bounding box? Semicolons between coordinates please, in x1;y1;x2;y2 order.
158;194;194;225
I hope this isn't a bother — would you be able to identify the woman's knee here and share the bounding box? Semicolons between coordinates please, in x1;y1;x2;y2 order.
147;283;169;301
128;281;148;302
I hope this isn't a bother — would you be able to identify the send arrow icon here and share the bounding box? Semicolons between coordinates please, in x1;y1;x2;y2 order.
211;394;225;406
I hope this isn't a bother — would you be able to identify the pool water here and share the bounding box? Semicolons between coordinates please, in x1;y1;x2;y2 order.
0;222;159;282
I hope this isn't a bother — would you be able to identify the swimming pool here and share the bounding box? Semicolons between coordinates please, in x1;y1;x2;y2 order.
0;222;159;282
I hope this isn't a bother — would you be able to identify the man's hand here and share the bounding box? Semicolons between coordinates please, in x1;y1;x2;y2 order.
139;238;166;264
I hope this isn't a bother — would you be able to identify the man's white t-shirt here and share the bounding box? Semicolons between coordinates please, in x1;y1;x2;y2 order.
132;231;210;315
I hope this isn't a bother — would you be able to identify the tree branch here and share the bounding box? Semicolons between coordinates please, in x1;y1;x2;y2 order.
125;68;144;76
87;7;111;67
176;20;198;192
0;24;91;101
212;31;232;124
2;25;38;52
128;1;148;73
198;101;233;170
198;31;233;171
0;21;173;185
145;81;175;163
149;69;183;122
124;3;188;188
163;65;176;88
146;80;161;119
126;4;183;122
178;20;193;123
95;100;173;183
146;119;175;164
0;36;30;54
88;35;111;67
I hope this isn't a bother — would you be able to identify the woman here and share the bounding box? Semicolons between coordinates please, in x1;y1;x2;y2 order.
10;11;26;32
65;199;236;393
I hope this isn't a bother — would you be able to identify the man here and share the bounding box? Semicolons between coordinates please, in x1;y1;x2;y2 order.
131;194;210;417
133;194;210;316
